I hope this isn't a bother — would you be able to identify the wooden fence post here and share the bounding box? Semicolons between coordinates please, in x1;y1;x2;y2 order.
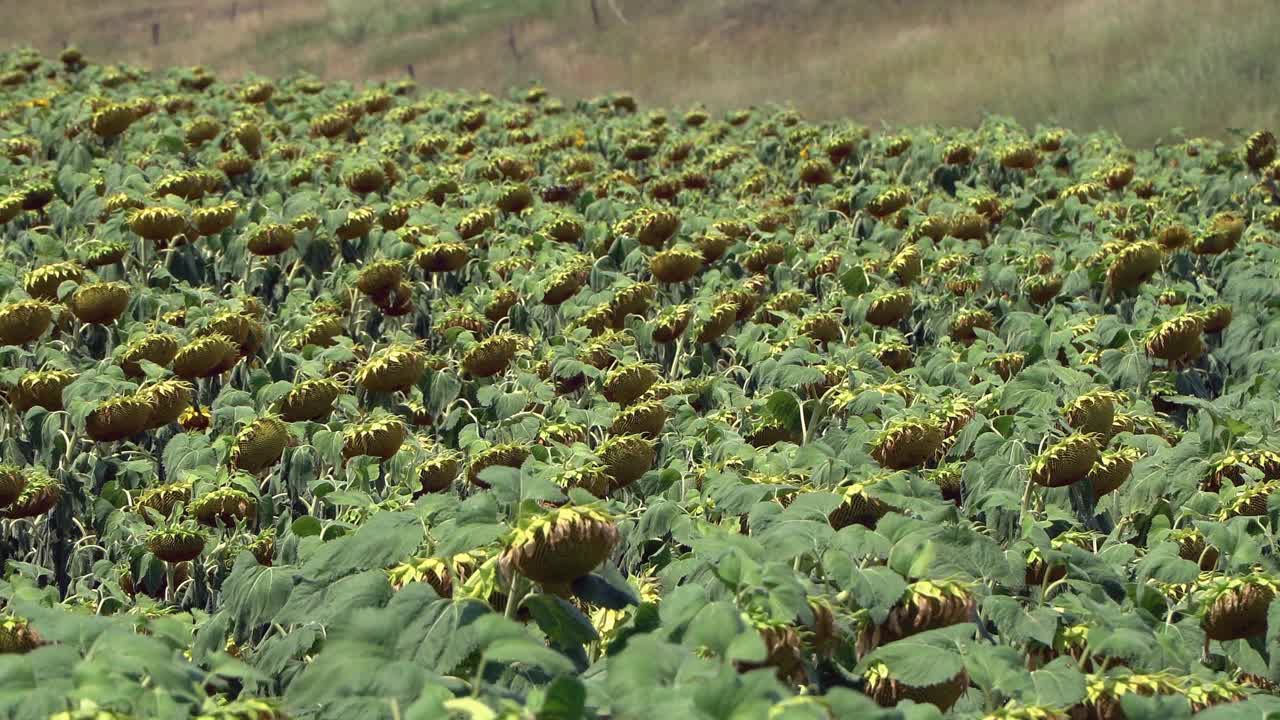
507;25;521;62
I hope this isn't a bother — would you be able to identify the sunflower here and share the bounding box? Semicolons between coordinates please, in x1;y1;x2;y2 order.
500;505;619;593
229;416;290;473
341;416;406;461
354;345;426;393
1029;433;1099;487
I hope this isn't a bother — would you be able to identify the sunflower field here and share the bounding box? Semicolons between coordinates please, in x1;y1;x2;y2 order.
0;45;1279;720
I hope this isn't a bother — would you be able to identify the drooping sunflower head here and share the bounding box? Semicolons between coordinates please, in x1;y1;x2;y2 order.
1144;314;1205;364
146;524;206;564
1243;130;1277;171
1028;433;1100;488
500;504;619;589
341;416;407;461
354;344;427;393
23;261;84;301
69;282;131;325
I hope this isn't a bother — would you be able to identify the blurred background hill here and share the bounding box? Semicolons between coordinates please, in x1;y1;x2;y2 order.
1;0;1275;145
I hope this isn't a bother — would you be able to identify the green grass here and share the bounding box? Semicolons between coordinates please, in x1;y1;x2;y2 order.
217;17;330;74
3;0;1277;145
324;0;570;47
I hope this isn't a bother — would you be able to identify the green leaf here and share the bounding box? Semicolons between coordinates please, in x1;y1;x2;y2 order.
439;698;500;720
1136;545;1200;585
0;645;81;718
963;643;1033;700
323;490;376;509
1117;694;1191;720
155;130;186;154
538;676;587;720
754;518;833;562
773;364;828;390
683;601;747;657
604;636;693;716
725;629;767;664
394;593;493;674
1268;597;1280;682
161;432;217;478
276;569;392;625
864;628;969;687
255;380;294;410
846;566;909;624
299;510;424;583
910;526;1015;585
1195;697;1280;719
841;266;870;296
523;593;599;647
482;465;564;507
765;390;803;434
1020;607;1062;648
1031;656;1086;707
483;638;575;676
495;391;528;420
221;554;299;636
252;623;322;679
657;584;711;640
286;653;438;715
291;515;323;537
403;686;466;720
570;568;639;610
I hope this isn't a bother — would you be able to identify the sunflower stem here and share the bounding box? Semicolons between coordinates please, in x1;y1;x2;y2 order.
798;398;808;446
504;575;527;620
164;561;176;604
1018;476;1036;527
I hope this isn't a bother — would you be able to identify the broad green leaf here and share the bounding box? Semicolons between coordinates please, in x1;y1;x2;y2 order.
1031;656;1086;707
537;676;587;720
524;593;599;647
863;628;969;688
276;569;392;625
841;266;869;296
299;510;423;583
222;557;298;638
483;638;575;676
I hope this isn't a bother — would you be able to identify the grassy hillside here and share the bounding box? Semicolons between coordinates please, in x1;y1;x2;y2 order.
2;0;1276;144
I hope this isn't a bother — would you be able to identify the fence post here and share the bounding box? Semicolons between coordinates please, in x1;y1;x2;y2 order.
507;25;520;62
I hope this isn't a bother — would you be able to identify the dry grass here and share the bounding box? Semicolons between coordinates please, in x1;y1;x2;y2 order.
1;0;1275;144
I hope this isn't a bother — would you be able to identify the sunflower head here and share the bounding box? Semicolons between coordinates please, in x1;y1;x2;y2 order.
1028;433;1100;487
354;345;426;393
467;443;531;488
1144;314;1205;364
146;524;206;564
5;469;61;519
1244;130;1277;171
341;416;407;461
23;262;84;301
500;505;619;589
997;141;1039;170
189;478;256;526
69;282;131;324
